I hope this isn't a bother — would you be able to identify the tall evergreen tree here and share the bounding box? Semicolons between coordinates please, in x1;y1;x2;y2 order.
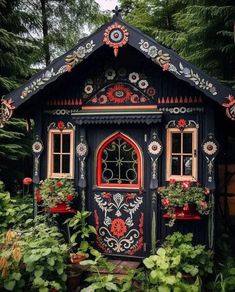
19;0;107;66
0;0;35;191
120;0;235;87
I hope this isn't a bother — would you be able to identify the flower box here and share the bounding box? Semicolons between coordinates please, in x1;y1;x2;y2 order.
158;180;210;226
163;204;201;220
48;202;76;214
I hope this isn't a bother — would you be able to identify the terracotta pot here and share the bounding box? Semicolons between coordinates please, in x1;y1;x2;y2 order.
70;253;88;264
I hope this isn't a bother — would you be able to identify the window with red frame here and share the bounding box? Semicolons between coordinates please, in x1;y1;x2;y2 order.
97;133;142;188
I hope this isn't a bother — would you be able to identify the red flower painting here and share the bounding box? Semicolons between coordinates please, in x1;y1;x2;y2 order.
57;120;65;130
106;84;132;104
177;118;187;129
111;218;127;238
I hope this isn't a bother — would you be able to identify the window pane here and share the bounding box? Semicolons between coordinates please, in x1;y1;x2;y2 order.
53;134;60;153
183;133;192;153
62;134;70;153
53;154;60;173
172;155;181;175
183;156;192;175
101;138;138;184
172;133;181;153
62;155;70;173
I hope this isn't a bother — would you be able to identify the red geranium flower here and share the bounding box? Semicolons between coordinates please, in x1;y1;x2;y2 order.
181;181;191;189
23;177;33;185
162;198;170;206
35;189;41;203
111;218;127;238
57;120;64;130
204;188;210;195
56;182;63;187
199;201;208;209
169;179;176;184
162;63;170;71
66;194;74;201
177;118;187;129
49;186;55;192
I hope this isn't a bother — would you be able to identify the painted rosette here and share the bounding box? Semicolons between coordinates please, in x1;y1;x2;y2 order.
103;23;129;57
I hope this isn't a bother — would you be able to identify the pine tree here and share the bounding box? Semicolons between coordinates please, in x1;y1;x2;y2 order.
19;0;106;66
120;0;235;87
0;0;35;191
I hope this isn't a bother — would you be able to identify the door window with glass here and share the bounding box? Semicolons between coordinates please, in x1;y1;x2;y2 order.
96;132;142;188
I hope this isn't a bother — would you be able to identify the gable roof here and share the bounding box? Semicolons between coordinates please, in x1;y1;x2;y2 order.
1;12;235;123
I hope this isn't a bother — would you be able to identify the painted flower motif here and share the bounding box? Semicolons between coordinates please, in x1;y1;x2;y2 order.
84;84;93;94
57;120;65;130
111;218;127;238
117;68;127;77
99;95;108;104
148;141;162;155
138;79;149;89
146;87;156;97
128;72;140;83
140;96;147;102
76;46;86;59
76;142;88;157
183;67;190;76
106;84;132;103
130;94;139;103
91;97;98;103
105;69;116;80
139;39;149;52
32;141;43;153
203;141;218;156
162;63;170;71
177;118;187;128
148;46;158;58
85;40;95;52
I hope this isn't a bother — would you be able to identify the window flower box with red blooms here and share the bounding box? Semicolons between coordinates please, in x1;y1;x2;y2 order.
39;178;76;211
158;180;210;226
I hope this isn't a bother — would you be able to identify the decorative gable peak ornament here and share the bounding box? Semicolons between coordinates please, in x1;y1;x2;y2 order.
103;22;129;57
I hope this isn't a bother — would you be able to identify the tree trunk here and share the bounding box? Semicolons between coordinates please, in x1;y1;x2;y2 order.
40;0;50;66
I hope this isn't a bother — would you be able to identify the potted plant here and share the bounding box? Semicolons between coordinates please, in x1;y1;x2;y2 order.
158;179;210;226
39;178;76;212
65;211;97;264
